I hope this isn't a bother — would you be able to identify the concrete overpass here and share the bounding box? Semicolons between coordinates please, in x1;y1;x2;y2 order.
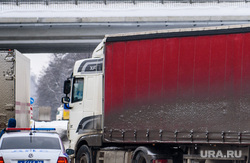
1;1;250;53
1;17;250;53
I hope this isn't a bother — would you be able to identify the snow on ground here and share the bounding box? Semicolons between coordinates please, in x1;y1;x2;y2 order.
1;2;250;18
30;120;69;148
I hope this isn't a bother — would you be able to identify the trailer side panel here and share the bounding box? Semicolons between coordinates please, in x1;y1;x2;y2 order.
104;29;250;144
0;50;15;129
15;50;30;128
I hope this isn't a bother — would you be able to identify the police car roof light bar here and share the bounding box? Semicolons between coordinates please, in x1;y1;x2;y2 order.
6;128;56;131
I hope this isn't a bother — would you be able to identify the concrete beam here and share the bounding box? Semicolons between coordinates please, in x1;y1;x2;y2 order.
0;16;250;23
0;20;249;53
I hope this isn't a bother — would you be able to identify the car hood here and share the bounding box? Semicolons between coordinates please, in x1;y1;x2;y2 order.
0;149;63;163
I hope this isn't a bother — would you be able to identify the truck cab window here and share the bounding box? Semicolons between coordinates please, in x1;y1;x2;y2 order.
72;78;84;103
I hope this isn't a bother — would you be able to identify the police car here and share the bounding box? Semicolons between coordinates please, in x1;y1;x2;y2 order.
0;128;70;163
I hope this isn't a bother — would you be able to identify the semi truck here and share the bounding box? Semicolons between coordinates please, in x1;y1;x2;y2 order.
0;49;30;129
62;24;250;163
56;105;70;121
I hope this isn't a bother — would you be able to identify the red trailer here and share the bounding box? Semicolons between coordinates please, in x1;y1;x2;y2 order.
63;25;250;163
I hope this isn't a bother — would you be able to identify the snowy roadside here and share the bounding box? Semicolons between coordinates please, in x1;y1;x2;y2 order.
1;2;250;18
30;120;69;148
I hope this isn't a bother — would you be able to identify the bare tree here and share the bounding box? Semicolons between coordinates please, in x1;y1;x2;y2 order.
36;53;91;120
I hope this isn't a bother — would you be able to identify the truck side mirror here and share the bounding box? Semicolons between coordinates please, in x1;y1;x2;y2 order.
66;149;74;155
62;97;70;104
63;80;71;94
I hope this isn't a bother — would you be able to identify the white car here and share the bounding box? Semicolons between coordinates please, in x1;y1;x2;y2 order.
0;128;71;163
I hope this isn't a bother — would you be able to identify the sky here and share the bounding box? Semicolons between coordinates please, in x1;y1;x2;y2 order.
24;53;52;77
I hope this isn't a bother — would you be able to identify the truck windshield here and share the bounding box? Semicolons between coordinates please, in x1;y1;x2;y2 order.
0;137;61;149
72;78;84;103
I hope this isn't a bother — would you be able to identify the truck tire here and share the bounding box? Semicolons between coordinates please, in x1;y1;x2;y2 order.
133;151;150;163
75;145;92;163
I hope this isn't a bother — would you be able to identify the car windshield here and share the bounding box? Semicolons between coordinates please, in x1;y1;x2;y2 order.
0;136;61;149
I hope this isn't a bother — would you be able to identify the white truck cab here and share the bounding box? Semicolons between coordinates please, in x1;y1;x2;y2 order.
62;40;105;151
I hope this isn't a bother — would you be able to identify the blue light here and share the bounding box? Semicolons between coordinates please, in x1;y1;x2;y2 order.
31;128;56;131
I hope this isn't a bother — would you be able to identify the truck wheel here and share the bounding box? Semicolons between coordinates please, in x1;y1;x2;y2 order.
133;151;150;163
75;145;92;163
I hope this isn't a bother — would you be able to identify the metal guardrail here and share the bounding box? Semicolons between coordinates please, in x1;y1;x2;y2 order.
0;0;249;6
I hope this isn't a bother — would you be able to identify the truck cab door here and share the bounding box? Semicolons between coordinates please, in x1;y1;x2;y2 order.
68;77;84;131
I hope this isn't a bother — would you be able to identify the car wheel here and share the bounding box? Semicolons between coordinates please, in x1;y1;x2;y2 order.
133;151;150;163
76;145;92;163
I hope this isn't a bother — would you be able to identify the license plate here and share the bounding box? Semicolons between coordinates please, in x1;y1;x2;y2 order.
18;161;44;163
